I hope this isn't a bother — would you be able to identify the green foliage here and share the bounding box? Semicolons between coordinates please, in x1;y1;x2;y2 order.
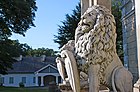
112;1;123;62
0;40;31;57
54;3;81;48
19;82;25;87
0;0;37;39
0;0;37;74
26;47;57;57
0;39;31;74
0;39;57;74
0;50;15;74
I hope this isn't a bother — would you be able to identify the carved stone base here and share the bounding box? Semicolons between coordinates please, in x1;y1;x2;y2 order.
133;79;140;92
59;83;109;92
59;83;88;92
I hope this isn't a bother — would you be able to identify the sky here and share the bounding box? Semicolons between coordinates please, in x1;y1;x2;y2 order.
11;0;79;51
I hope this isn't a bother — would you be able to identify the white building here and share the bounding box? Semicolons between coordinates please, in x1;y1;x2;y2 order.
0;56;61;87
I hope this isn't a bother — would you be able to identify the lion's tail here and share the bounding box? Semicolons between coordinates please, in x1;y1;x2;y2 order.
112;66;122;92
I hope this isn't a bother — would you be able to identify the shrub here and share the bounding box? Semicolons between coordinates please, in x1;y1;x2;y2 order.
0;83;3;86
19;82;25;87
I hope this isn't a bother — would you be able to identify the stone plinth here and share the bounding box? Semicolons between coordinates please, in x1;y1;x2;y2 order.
59;83;109;92
134;79;140;92
59;84;88;92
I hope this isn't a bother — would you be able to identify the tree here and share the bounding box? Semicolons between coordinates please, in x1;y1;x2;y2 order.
0;0;37;74
26;47;57;57
112;0;123;61
0;0;37;39
10;40;32;56
54;2;123;61
54;3;81;48
0;40;32;74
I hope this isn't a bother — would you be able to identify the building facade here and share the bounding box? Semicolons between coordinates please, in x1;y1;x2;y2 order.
0;56;61;87
120;0;139;83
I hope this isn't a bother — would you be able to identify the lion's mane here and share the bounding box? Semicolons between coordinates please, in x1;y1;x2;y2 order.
75;5;117;84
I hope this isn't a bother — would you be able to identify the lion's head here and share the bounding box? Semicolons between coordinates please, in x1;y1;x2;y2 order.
75;5;117;66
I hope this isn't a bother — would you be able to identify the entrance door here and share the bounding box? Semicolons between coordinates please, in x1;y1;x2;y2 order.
44;75;56;86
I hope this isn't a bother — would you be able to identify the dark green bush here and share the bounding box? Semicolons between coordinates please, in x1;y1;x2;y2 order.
19;82;25;87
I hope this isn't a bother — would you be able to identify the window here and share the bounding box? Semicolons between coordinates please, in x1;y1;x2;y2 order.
33;77;36;83
22;77;26;83
9;77;14;84
2;77;4;84
58;76;61;83
0;77;4;84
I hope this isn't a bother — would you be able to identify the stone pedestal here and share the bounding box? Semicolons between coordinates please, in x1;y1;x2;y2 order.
59;84;88;92
59;83;109;92
134;79;140;92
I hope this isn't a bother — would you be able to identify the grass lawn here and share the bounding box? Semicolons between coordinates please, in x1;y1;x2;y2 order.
0;87;48;92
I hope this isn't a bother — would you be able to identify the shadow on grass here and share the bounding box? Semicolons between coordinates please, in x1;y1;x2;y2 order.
0;86;48;92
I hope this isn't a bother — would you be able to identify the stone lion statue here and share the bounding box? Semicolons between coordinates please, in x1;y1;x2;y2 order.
56;5;133;92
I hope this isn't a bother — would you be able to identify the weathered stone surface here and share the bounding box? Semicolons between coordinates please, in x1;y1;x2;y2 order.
81;0;111;15
97;0;111;11
56;5;133;92
59;83;88;92
81;0;89;15
59;83;109;92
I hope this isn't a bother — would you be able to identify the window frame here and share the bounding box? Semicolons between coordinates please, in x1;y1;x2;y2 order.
9;77;14;84
22;77;26;84
0;77;4;84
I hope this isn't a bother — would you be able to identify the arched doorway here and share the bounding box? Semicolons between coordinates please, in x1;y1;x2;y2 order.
44;75;56;86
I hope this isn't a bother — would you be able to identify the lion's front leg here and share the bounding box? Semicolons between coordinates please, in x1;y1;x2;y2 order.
88;64;100;92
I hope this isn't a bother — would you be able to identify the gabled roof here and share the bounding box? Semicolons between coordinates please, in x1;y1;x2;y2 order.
35;64;58;73
8;56;57;74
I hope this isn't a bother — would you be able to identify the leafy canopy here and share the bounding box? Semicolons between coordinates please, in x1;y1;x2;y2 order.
0;0;37;39
26;47;57;57
112;0;123;61
0;0;37;74
0;40;31;74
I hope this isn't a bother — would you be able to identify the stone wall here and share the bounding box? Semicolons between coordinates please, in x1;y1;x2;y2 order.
121;0;138;83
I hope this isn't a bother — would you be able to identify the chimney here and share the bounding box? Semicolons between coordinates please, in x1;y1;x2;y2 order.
14;55;22;61
41;55;46;62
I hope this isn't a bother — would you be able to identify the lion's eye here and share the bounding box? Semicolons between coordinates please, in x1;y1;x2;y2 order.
88;13;91;16
83;16;87;19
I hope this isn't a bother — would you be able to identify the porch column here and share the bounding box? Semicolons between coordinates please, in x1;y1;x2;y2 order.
40;76;44;86
56;76;58;84
35;76;38;86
